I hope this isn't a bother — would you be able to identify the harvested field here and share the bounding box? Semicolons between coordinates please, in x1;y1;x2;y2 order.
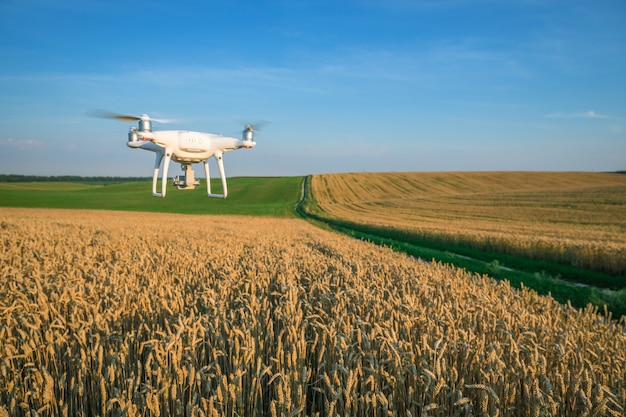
1;208;625;416
310;172;626;275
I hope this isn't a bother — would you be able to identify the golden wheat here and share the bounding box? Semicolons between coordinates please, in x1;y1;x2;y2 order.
1;208;625;416
309;171;626;275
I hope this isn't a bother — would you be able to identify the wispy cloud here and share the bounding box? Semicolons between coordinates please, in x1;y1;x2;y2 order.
545;110;612;119
0;138;45;150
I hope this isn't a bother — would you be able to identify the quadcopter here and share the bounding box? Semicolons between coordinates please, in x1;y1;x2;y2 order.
92;111;257;198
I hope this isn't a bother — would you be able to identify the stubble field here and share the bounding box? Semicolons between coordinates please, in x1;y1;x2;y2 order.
1;208;625;416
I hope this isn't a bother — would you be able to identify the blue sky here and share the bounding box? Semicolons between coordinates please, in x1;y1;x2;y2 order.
1;0;625;177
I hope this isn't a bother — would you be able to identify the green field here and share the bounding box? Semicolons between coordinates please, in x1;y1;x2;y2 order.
0;177;303;217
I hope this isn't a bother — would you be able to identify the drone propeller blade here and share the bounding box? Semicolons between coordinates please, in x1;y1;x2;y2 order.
87;110;174;124
87;109;141;122
151;117;177;124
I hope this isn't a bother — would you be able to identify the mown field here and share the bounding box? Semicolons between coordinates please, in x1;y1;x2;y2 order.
307;172;626;277
0;177;303;217
1;208;625;416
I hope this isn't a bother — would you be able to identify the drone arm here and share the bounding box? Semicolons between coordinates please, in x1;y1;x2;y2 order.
204;150;228;199
151;150;172;198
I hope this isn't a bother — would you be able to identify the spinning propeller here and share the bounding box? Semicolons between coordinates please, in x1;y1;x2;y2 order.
87;109;174;124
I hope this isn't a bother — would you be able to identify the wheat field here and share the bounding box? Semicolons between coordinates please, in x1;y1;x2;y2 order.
1;208;625;416
309;171;626;275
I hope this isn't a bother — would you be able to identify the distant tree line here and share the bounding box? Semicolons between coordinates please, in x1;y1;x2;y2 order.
0;174;151;184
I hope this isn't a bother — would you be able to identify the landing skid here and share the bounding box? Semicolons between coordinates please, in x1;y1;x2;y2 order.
151;150;228;199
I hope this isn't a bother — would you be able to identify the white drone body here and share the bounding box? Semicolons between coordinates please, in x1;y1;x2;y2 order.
97;112;256;198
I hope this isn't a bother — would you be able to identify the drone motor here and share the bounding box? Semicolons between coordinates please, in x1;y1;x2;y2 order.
128;127;138;143
138;116;152;133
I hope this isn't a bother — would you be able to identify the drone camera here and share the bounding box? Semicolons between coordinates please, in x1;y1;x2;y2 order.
172;164;200;190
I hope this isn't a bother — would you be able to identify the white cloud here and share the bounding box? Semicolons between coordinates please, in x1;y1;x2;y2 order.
545;110;611;119
0;138;45;150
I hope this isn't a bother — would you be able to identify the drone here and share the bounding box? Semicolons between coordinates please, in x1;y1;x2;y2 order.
91;111;257;198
